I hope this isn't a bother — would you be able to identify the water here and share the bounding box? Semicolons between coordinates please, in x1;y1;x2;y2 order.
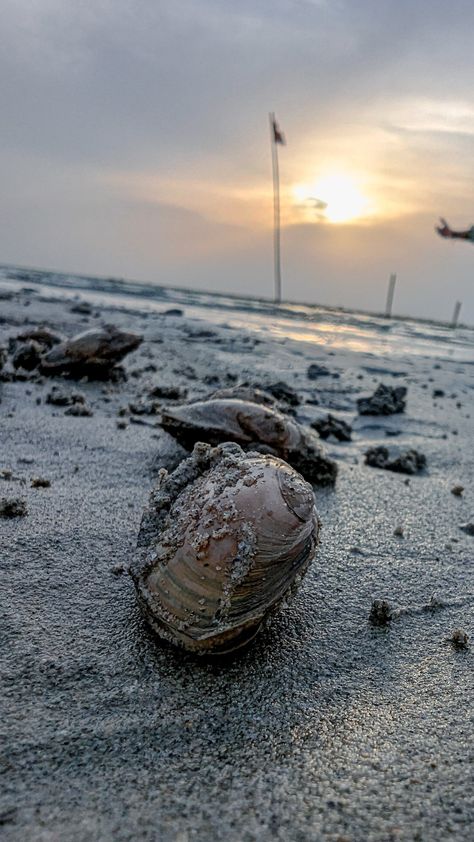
1;262;473;363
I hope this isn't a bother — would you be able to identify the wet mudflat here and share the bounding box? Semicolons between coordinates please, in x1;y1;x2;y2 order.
1;285;473;841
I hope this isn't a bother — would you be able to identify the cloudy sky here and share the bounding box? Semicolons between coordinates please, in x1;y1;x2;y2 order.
2;0;474;321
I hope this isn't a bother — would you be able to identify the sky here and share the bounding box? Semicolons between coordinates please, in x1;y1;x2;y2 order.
1;0;474;322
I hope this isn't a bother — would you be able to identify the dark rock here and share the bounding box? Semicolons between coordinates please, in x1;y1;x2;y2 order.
451;485;464;497
365;445;426;475
357;384;407;416
311;414;352;442
163;308;183;316
0;497;28;518
433;389;445;398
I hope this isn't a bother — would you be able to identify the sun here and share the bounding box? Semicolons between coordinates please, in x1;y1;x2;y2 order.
293;172;371;224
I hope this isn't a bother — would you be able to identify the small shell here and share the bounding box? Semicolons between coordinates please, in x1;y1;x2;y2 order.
160;398;337;486
131;442;320;654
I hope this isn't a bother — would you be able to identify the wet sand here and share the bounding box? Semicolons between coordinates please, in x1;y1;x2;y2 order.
1;285;473;841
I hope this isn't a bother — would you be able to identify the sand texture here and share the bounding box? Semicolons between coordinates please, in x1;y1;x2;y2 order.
1;285;473;841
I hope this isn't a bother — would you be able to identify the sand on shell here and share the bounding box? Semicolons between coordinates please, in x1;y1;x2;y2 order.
1;283;473;842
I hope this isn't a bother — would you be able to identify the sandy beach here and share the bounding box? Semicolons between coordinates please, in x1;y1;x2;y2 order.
1;276;473;841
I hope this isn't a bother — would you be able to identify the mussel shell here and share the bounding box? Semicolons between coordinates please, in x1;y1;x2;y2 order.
160;399;337;486
131;442;320;654
40;325;142;373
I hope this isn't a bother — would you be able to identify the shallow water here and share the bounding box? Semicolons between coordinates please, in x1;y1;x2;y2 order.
1;262;473;363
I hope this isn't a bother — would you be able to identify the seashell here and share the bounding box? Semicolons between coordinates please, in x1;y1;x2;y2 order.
131;441;320;654
160;398;337;486
40;324;142;376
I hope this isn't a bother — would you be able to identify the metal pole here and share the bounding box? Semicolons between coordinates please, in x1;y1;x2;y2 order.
451;300;462;328
385;272;396;317
270;112;281;304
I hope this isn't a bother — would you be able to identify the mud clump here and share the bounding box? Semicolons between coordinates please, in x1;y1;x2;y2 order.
12;341;43;372
365;446;426;475
265;381;300;406
70;301;93;315
311;414;352;442
64;403;93;417
16;326;64;349
357;384;407;416
369;599;393;626
46;386;86;407
307;363;332;379
0;498;28;518
148;385;188;401
30;477;51;488
448;629;469;649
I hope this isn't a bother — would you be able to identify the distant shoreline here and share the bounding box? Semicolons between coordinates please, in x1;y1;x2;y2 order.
1;260;472;331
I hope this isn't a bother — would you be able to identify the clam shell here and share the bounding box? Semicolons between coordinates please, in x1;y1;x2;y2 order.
131;442;320;654
40;325;142;374
160;398;337;486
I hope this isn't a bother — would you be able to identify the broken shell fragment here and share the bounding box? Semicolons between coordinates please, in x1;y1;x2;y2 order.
160;398;337;486
131;442;320;654
40;324;142;376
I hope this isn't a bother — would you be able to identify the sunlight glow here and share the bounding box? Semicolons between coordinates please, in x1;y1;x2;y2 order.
293;172;372;224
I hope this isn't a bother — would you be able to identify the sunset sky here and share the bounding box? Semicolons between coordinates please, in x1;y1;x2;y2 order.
2;0;474;321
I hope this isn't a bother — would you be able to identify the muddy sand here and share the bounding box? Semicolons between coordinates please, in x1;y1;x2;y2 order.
1;284;473;841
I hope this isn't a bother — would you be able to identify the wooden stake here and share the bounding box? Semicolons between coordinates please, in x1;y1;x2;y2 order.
385;273;397;318
451;300;462;328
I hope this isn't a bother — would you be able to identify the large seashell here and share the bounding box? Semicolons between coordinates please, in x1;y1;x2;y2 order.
160;398;337;486
131;442;320;654
40;324;142;375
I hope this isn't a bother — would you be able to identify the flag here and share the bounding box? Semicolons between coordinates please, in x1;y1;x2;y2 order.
272;117;286;145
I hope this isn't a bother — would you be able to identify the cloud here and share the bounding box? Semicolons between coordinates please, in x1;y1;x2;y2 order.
1;1;474;320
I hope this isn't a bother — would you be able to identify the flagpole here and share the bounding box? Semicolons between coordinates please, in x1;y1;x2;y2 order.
270;112;282;304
